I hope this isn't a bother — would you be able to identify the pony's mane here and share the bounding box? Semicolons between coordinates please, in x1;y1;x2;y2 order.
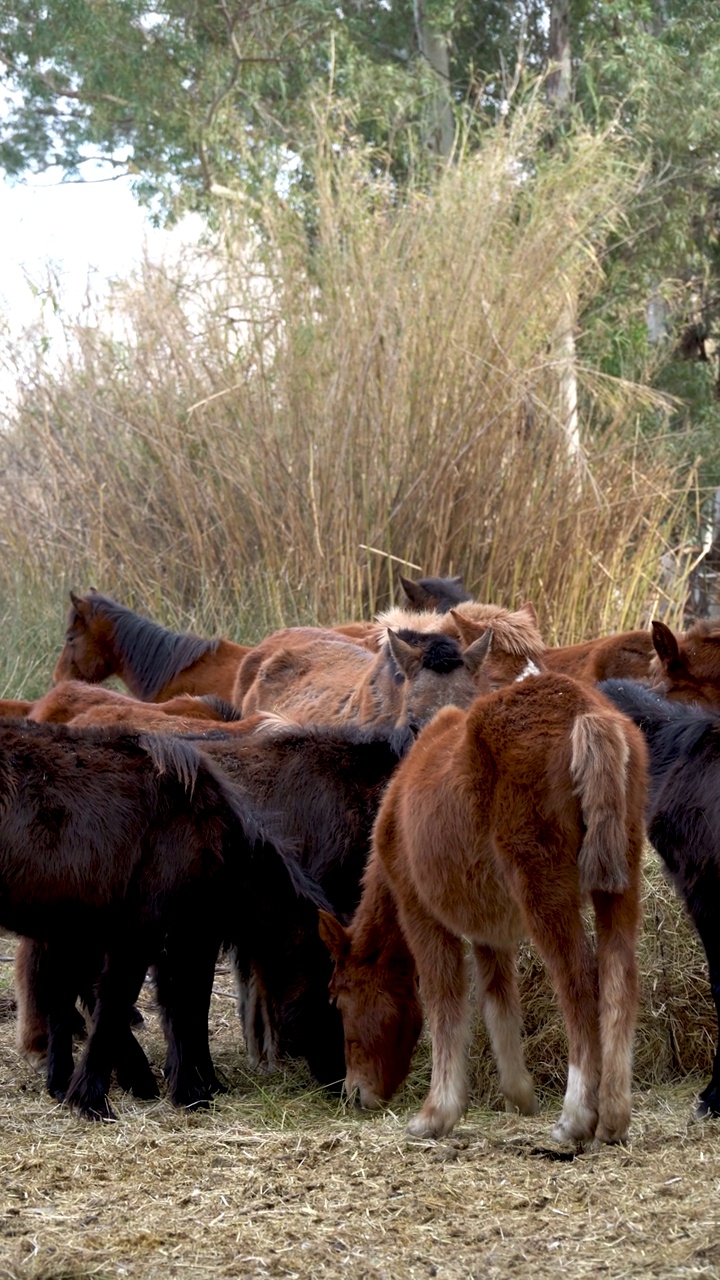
85;593;221;701
376;601;546;661
599;678;720;789
197;695;243;722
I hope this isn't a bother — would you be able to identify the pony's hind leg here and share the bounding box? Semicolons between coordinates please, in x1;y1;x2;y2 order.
592;887;641;1143
496;835;601;1145
398;900;470;1139
661;893;720;1121
14;937;49;1068
472;944;537;1115
155;932;222;1109
65;948;147;1121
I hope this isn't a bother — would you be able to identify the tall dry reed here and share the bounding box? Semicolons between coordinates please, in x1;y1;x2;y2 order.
0;103;697;670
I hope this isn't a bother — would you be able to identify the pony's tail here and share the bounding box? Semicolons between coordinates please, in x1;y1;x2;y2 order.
570;712;631;894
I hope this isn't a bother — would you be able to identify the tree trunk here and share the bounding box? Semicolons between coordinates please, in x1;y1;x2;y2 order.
413;0;454;159
546;0;579;467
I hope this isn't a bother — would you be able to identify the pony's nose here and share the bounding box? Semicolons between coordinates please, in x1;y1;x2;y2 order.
342;1080;362;1109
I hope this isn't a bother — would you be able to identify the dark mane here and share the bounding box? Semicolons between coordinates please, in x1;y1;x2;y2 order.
599;679;719;798
199;695;243;722
87;593;221;701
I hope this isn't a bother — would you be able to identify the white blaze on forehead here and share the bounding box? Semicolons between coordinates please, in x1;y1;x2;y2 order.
515;659;542;683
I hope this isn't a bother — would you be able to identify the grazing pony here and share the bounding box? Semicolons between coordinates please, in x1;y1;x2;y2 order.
195;720;416;1081
320;673;647;1146
53;591;252;702
1;720;330;1119
599;678;720;1117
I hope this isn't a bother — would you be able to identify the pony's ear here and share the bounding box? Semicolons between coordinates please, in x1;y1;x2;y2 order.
318;909;350;962
400;575;432;610
463;626;493;676
517;601;538;626
449;609;487;648
651;619;680;668
386;629;424;679
69;591;90;619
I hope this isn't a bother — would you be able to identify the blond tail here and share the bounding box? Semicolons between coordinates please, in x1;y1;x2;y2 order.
570;713;631;894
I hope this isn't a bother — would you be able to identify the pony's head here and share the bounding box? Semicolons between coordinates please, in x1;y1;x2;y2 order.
318;909;423;1108
53;591;116;685
650;619;720;709
387;627;493;733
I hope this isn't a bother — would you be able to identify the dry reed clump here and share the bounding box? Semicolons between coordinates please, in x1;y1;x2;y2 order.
0;103;697;659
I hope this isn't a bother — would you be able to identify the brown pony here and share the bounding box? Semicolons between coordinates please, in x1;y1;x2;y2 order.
28;679;240;726
237;626;497;730
375;598;657;683
53;591;252;702
0;698;32;718
353;600;545;665
320;672;648;1147
234;604;543;720
648;618;720;707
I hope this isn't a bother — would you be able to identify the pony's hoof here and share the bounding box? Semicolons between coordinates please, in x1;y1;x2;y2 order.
504;1083;538;1116
550;1115;596;1145
407;1110;458;1140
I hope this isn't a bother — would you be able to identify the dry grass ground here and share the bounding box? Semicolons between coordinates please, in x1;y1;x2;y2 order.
1;877;720;1280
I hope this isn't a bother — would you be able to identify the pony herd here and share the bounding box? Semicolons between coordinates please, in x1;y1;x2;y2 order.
2;576;720;1145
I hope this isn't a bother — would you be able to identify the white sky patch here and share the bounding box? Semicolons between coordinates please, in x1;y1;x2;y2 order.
0;162;202;409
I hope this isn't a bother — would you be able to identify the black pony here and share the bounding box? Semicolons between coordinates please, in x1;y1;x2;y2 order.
188;720;415;1080
600;678;720;1117
400;573;472;614
2;719;331;1119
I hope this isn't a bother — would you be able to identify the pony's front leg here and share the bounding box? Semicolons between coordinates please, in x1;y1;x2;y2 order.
685;912;720;1120
472;943;537;1116
399;904;470;1140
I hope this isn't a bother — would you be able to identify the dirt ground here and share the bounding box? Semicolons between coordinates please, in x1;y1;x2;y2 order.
1;933;719;1280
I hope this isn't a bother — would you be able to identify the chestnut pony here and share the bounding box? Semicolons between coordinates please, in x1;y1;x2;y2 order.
53;591;252;702
28;679;241;727
648;618;720;707
234;603;544;720
320;671;648;1147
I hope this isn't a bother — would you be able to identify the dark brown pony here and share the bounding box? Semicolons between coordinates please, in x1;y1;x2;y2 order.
53;591;252;702
320;672;648;1146
600;678;720;1118
4;720;332;1119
